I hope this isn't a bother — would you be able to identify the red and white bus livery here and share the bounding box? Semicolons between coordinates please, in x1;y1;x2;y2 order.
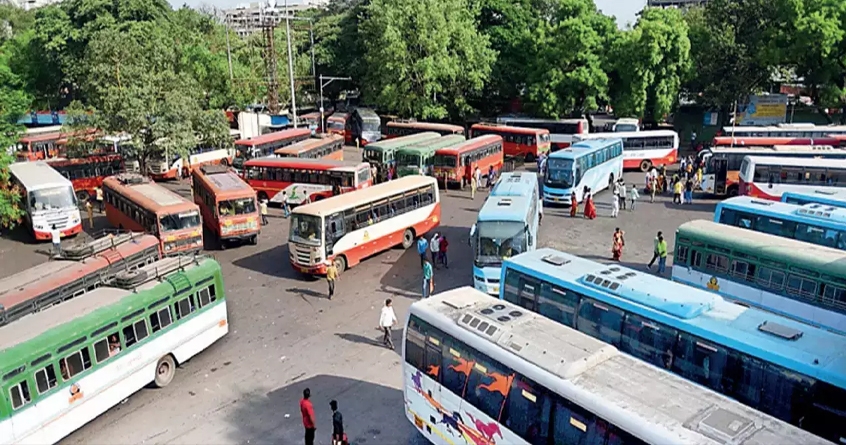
47;154;125;201
739;155;846;201
713;136;842;147
147;146;236;181
288;175;440;275
232;128;312;172
496;117;588;150
469;123;551;161
574;129;679;171
242;158;372;206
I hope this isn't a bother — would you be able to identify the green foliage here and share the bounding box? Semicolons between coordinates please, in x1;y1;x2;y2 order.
0;52;31;229
360;0;495;119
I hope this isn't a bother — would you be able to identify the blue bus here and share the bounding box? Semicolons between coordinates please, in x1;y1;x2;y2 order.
500;248;846;443
543;138;623;204
783;189;846;208
715;196;846;250
470;172;539;295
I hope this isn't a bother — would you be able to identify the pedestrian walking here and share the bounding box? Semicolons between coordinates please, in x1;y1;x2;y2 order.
570;192;578;217
647;231;662;270
684;178;694;204
300;388;317;445
629;186;639;211
474;166;482;190
371;165;378;184
386;167;393;181
585;192;597;220
430;232;440;267
50;224;61;256
281;191;290;218
470;171;477;199
673;179;683;204
417;236;428;267
379;298;397;348
325;260;337;300
650;177;657;203
486;165;495;188
610;190;620;218
95;186;104;212
611;228;625;261
85;200;94;229
330;400;347;445
422;259;434;298
619;180;627;210
438;235;449;269
657;235;669;274
680;157;687;174
259;199;269;225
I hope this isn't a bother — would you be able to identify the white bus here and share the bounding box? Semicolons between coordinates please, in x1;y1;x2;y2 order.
8;162;82;241
722;122;846;139
288;175;440;275
739;155;846;201
403;287;829;445
147;146;236;181
573;129;678;172
496;117;589;150
95;134;137;172
543;138;624;204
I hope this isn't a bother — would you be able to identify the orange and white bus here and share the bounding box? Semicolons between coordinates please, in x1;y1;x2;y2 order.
713;136;842;147
469;123;550;161
14;129;99;161
147;145;236;181
103;174;203;255
274;134;344;161
192;165;260;248
47;154;125;201
300;111;322;134
433;135;503;189
574;129;679;172
288;175;440;275
232;128;312;173
326;112;349;138
496;116;589;150
243;157;372;205
383;121;464;139
739;156;846;201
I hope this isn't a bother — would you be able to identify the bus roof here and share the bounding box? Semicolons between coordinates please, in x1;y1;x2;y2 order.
103;175;197;214
477;195;532;222
724;124;846;132
504;248;846;388
743;155;846;168
328;112;348;121
364;132;442;152
717;195;846;227
397;134;466;154
8;161;72;191
783;188;846;204
713;137;841;146
830;134;846;141
293;175;436;218
274;134;343;155
490;172;538;198
549;138;623;160
243;157;364;171
681;219;846;279
18;131;63;143
576;129;678;139
385;121;464;132
471;123;549;135
46;154;123;168
705;145;844;155
234;128;312;147
497;116;587;124
194;167;254;196
413;287;830;445
435;135;502;156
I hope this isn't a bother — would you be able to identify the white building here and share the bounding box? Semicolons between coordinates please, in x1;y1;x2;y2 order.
224;0;329;38
16;0;63;10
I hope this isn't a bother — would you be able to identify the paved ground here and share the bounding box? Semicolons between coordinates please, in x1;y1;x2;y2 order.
0;147;719;445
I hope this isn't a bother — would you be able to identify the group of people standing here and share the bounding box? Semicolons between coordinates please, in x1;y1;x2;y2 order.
299;388;347;445
645;156;703;205
416;232;449;299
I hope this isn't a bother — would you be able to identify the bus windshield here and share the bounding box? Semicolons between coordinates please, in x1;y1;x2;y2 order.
363;148;381;163
433;154;457;168
397;153;421;167
219;198;256;216
289;214;322;246
362;118;380;132
475;221;527;266
159;210;201;231
328;120;345;130
29;186;76;210
545;159;574;188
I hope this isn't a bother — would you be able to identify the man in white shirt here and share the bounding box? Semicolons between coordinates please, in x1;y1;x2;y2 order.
379;298;397;349
474;167;482;189
429;233;440;267
50;224;61;256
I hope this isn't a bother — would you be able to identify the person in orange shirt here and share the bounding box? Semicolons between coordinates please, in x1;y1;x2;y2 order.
301;388;316;445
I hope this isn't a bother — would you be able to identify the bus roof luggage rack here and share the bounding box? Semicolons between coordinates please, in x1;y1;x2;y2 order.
200;164;230;175
116;172;148;185
113;255;200;289
61;231;146;261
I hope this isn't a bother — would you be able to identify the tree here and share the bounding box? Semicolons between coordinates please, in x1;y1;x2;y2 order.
609;7;691;123
0;55;32;229
359;0;496;119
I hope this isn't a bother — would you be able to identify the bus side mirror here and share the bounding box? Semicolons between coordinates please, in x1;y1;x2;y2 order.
469;224;476;247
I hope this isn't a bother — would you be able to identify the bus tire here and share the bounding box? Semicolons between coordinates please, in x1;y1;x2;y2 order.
250;235;258;245
76;190;90;201
154;354;176;388
401;228;415;249
727;185;739;197
639;160;652;172
333;255;347;275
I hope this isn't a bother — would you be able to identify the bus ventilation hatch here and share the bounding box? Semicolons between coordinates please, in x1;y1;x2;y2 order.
797;208;833;219
688;407;757;444
201;164;230;175
496;199;512;207
749;199;773;206
112;255;200;290
758;321;803;340
541;254;569;266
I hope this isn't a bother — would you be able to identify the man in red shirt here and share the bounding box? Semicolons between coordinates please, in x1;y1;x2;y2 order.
300;388;316;445
439;235;449;269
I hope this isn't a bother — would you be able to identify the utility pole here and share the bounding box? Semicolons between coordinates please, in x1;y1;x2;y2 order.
225;19;234;82
284;0;297;128
319;75;352;133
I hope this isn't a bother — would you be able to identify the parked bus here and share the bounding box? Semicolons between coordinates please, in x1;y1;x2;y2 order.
383;121;464;139
0;256;228;444
673;219;846;335
147;145;236;181
47;154;124;201
299;111;322;134
714;196;846;250
500;248;846;443
573;129;678;172
496;116;589;150
432;135;503;189
404;287;830;445
721;122;846;139
232;128;312;172
542;138;623;204
14;129;98;161
698;145;846;197
0;231;159;326
395;134;466;177
192;165;259;248
739;155;846;200
470;123;551;161
348;108;381;146
273;134;344;161
470;172;539;295
782;188;846;207
102;174;203;255
326;112;348;138
243;157;371;206
8;162;82;241
362;132;441;180
613;117;641;132
288;176;440;275
712;136;842;147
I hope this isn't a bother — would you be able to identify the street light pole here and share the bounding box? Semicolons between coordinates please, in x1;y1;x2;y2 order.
284;0;297;128
319;75;352;134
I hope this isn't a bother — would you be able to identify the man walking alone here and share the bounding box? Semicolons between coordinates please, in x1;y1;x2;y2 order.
325;260;337;300
379;298;397;349
647;231;662;270
300;388;316;445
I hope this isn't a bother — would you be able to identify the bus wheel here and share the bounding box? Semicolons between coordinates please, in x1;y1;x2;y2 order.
220;239;227;250
76;190;90;201
250;235;258;245
333;255;347;275
154;355;176;388
639;160;652;172
401;229;415;249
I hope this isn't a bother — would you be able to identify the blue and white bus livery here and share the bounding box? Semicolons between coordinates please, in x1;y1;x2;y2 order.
543;138;623;204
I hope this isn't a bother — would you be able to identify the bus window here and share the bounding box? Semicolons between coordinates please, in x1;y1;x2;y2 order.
464;352;509;421
537;282;578;327
576;299;623;347
620;314;678;370
672;335;728;392
502;375;551;444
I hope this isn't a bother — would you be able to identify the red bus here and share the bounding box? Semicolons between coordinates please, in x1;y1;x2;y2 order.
326;112;349;138
469;123;551;161
300;111;322;133
192;165;260;248
15;129;100;161
274;134;344;161
829;134;846;146
103;173;203;255
243;158;372;205
47;154;125;201
383;121;465;139
232;128;312;172
712;136;842;147
0;231;159;327
433;135;504;189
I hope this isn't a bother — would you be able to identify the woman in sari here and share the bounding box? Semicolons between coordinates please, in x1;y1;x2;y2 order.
585;191;597;220
570;192;578;217
612;228;625;261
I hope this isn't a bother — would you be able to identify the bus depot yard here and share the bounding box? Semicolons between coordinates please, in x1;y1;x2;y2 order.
0;143;731;445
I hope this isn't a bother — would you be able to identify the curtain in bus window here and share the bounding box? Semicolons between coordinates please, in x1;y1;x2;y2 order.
463;352;512;422
759;363;815;424
672;335;728;392
576;299;623;347
754;216;796;238
620;314;678;370
502;375;551;445
537;282;578;327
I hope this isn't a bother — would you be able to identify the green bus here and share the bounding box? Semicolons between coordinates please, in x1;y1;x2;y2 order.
396;134;466;178
0;256;228;444
361;132;441;179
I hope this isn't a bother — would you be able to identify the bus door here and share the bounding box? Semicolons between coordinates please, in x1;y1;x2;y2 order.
713;157;728;195
325;213;345;257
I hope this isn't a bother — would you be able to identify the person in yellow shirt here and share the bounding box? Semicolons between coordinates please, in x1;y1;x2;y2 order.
657;235;669;274
325;260;338;300
673;179;683;204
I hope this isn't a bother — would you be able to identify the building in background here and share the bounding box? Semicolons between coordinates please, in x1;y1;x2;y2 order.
15;0;63;10
224;0;329;37
647;0;709;7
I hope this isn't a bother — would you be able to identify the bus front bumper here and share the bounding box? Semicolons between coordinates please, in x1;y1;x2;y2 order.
290;261;327;275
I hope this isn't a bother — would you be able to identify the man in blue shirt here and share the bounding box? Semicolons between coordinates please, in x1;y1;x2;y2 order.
422;259;434;298
417;237;428;268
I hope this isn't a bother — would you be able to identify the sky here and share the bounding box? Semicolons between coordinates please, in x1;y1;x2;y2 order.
167;0;647;29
